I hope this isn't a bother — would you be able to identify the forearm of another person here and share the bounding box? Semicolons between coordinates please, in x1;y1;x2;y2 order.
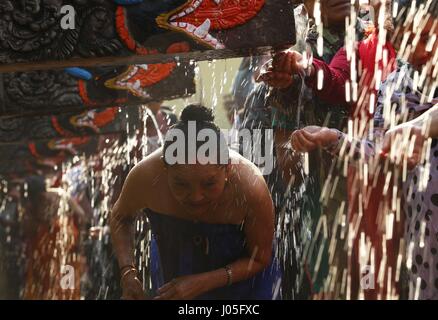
409;104;438;138
305;47;351;106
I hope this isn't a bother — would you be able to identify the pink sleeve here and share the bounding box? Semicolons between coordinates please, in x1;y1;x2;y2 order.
305;47;350;106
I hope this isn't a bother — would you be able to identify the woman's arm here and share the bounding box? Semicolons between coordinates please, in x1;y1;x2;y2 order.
409;104;438;138
289;125;378;163
305;47;350;106
208;174;274;289
257;48;351;106
380;104;438;168
110;163;149;299
293;105;438;169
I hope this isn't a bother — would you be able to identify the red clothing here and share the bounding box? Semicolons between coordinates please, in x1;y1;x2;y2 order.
359;32;397;91
23;215;83;300
356;32;396;119
305;47;350;106
305;31;396;116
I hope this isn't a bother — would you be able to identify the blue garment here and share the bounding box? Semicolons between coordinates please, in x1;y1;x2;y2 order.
147;210;281;300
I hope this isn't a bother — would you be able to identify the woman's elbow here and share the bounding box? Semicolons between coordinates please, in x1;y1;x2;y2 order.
254;248;273;271
258;256;272;270
109;204;123;233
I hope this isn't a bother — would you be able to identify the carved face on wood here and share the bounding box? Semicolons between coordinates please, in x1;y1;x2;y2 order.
104;63;177;98
118;0;266;51
1;0;294;68
156;0;265;49
27;135;102;170
17;0;42;14
0;110;129;175
0;1;122;62
52;108;119;136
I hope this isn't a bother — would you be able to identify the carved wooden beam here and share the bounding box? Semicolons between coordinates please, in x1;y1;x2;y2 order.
0;103;143;175
0;0;296;72
0;106;139;144
0;133;123;175
0;63;194;117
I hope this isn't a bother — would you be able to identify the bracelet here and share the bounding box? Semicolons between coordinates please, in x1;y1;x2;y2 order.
120;264;136;274
120;267;138;286
324;129;344;154
224;265;233;286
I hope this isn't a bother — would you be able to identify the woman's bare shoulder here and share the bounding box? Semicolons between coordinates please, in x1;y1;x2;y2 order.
119;149;166;206
229;150;270;199
130;149;165;181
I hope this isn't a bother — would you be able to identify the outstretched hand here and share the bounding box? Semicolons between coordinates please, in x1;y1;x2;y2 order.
380;124;427;170
291;126;339;152
121;272;147;300
154;274;207;300
257;50;308;89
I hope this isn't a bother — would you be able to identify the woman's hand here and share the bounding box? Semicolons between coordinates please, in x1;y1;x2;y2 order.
154;274;208;300
291;126;339;152
380;124;427;170
257;50;309;89
121;272;147;300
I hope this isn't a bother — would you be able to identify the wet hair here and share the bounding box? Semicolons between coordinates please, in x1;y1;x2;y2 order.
179;104;216;123
162;104;229;165
24;175;46;204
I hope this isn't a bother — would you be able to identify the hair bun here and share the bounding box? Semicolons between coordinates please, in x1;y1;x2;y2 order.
180;104;215;123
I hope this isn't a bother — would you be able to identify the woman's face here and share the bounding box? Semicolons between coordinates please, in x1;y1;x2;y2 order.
167;163;229;215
